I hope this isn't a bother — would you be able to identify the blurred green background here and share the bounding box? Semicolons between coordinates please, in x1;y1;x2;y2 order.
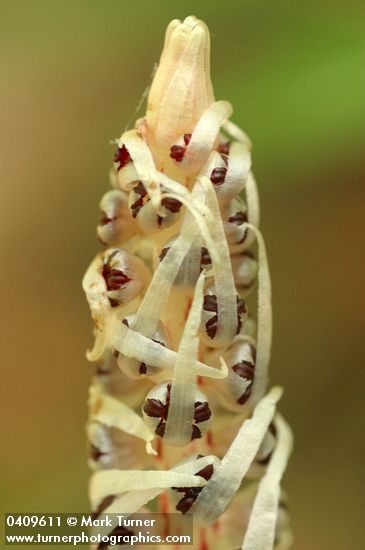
1;1;364;548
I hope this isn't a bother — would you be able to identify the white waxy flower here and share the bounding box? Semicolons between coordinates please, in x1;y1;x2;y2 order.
97;189;139;245
82;14;293;550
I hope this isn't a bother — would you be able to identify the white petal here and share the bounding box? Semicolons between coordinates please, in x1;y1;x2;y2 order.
164;272;205;445
242;414;293;550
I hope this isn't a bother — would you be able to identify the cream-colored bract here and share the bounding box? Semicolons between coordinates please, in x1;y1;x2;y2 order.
83;15;293;550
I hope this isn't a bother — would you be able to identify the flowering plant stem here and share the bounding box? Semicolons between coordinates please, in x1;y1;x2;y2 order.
83;16;293;550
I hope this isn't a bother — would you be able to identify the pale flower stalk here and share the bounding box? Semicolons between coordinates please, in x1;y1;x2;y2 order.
83;15;293;550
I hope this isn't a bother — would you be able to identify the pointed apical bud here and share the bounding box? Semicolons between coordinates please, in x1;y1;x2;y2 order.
146;16;214;156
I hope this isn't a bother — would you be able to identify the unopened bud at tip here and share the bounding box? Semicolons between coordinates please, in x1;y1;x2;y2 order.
146;16;214;152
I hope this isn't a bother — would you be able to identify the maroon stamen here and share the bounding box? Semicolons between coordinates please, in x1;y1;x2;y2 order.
232;360;255;380
134;181;148;197
90;445;105;461
203;294;218;313
139;363;147;375
200;247;211;266
237;387;253;405
210;167;227;186
99;212;115;226
173;460;214;513
217;142;230;155
159;247;170;262
170;145;185;162
114;145;130;171
234;358;256;406
228;211;248;226
161;197;182;213
183;133;192;145
169;134;192;162
176;495;197;514
138;339;165;375
143;398;165;418
194;402;212;423
237;297;247;315
196;464;214;481
130;197;144;218
102;264;131;292
205;315;218;339
130;181;148;218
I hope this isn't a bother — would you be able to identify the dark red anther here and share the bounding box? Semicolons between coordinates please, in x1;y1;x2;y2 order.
137;339;165;375
130;181;148;218
237;387;253;405
102;264;131;292
114;145;131;171
161;197;182;213
169;134;191;162
235;360;255;405
90;445;105;461
196;464;214;481
218;142;230;155
139;363;147;375
173;459;214;513
191;424;202;440
203;294;218;313
205;315;218;339
269;421;277;438
130;197;144;218
183;133;192;146
194;401;212;423
176;495;197;514
170;145;185;162
232;360;255;380
96;364;110;375
159;246;170;262
99;212;114;226
237;297;247;315
200;247;211;266
143;398;165;418
228;211;248;226
210;167;227;186
155;422;166;438
134;181;148;197
91;495;115;520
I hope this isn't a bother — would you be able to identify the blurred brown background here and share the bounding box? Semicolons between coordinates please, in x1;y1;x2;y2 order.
1;1;364;548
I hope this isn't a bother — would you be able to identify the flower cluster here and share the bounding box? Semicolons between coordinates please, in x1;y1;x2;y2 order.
83;16;293;550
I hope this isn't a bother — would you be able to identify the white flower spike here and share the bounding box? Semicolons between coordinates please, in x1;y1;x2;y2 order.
83;15;293;550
